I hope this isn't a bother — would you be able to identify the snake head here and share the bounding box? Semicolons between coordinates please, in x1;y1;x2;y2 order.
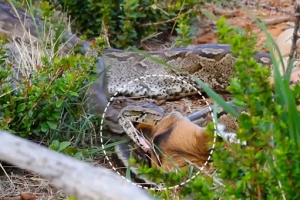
118;102;166;126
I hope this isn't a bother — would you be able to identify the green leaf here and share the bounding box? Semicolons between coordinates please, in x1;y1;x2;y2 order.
58;141;71;152
69;91;79;97
17;103;26;112
50;140;60;150
67;196;77;200
126;159;132;182
47;121;57;130
74;151;83;158
62;146;77;155
56;100;63;108
41;123;49;132
28;110;33;117
249;10;300;146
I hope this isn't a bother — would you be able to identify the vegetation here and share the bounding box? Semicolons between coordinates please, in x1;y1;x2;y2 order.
189;17;300;199
123;16;300;199
0;0;105;161
1;0;300;199
51;0;202;48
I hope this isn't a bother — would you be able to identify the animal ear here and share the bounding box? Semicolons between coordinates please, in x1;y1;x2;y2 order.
170;106;185;115
195;126;208;136
165;111;185;121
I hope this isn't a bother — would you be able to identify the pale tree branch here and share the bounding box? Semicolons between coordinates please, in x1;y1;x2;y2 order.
0;130;154;200
287;3;300;74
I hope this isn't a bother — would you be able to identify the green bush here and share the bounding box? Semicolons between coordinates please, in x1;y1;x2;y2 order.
0;0;102;143
0;40;98;140
0;1;108;147
52;0;203;48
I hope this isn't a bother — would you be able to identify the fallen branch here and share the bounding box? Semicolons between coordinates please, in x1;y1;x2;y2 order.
0;130;154;200
287;3;300;73
212;6;237;17
264;16;291;26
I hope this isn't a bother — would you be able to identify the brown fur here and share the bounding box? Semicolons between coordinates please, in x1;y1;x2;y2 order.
136;111;213;172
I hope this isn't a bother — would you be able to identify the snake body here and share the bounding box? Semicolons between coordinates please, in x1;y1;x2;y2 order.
103;45;272;99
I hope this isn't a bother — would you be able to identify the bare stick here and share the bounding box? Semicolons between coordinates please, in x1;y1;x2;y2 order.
212;7;237;17
0;130;154;200
264;16;290;26
287;3;300;74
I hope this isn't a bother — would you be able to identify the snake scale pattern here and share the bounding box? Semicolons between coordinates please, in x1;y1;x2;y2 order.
103;45;272;99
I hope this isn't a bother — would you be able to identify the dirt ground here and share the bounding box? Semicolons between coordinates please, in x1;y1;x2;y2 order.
0;1;299;199
195;1;295;48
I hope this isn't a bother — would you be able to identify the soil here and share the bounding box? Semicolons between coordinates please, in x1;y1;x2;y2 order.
0;1;299;199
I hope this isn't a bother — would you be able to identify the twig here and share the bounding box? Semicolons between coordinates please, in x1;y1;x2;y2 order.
170;0;186;37
29;67;64;111
257;184;261;200
0;87;19;98
138;5;198;27
20;67;64;122
264;16;291;26
141;32;164;43
286;3;300;74
212;7;237;17
0;163;14;187
101;20;111;48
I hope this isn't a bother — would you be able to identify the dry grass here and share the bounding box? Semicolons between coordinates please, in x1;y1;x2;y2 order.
0;164;66;200
3;1;74;80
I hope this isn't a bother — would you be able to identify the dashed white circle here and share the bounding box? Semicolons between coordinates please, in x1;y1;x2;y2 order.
100;74;217;191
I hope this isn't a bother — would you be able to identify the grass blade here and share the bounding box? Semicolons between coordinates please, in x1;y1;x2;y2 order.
248;10;300;145
193;78;239;118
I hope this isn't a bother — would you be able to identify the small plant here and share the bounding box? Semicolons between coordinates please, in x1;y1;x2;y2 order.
175;14;195;47
49;140;91;159
0;39;98;138
126;155;195;188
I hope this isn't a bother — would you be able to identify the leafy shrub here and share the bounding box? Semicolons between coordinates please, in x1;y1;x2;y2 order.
51;0;203;48
0;39;98;140
0;1;101;143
